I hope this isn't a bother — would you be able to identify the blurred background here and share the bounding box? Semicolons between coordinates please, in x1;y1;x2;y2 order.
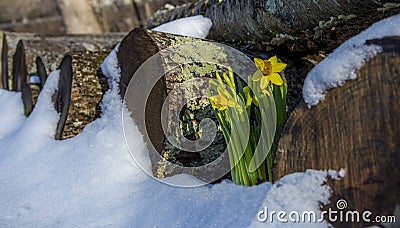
0;0;193;35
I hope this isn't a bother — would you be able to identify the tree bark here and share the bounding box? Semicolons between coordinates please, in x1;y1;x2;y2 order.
59;50;109;139
273;37;400;227
116;28;233;181
147;0;400;53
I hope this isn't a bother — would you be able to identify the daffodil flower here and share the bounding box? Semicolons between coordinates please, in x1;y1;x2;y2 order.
209;87;237;111
253;56;287;88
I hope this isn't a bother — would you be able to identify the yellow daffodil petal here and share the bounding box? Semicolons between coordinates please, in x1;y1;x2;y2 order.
254;58;264;68
272;62;287;73
269;73;283;86
210;95;228;111
216;105;227;111
213;87;238;109
260;76;269;89
268;56;278;64
253;95;259;107
262;89;270;96
209;95;223;105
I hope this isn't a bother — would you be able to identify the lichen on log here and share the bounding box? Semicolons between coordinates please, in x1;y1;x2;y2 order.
60;50;109;139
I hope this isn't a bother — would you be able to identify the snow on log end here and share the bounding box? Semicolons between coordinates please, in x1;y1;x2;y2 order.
303;14;400;108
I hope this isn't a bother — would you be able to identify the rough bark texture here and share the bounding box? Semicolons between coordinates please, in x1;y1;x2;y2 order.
117;28;230;181
274;38;400;227
54;50;109;140
147;0;400;54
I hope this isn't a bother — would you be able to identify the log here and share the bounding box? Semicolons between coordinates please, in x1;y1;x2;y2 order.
147;0;400;55
1;34;8;90
60;50;109;139
117;28;251;181
12;40;27;91
273;38;400;226
54;55;73;140
21;82;33;116
36;56;47;89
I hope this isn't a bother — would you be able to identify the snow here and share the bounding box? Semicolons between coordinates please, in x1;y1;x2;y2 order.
328;168;346;180
0;16;343;227
248;170;332;228
152;15;212;39
29;75;41;84
303;14;400;107
0;90;25;139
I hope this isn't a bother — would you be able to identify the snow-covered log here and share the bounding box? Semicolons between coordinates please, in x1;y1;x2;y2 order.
147;0;400;53
274;37;400;226
0;31;124;76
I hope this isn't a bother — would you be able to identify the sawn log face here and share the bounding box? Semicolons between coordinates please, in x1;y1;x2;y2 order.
274;39;400;226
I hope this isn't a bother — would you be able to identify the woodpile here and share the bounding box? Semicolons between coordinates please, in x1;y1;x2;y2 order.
0;1;399;225
0;31;123;138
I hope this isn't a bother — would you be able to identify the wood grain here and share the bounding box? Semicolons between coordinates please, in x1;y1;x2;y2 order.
274;39;400;226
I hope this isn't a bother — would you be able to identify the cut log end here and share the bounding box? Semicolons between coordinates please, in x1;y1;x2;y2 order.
54;55;73;140
274;39;400;226
1;34;9;90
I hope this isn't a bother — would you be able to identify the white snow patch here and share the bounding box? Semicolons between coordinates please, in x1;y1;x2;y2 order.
152;15;212;39
249;170;335;228
338;168;346;178
303;14;400;107
0;35;341;227
328;168;346;180
0;90;25;139
29;75;41;84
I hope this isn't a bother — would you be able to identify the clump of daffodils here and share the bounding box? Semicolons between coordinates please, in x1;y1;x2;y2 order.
209;56;287;186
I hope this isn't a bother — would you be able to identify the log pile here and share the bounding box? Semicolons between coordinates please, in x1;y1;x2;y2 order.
0;1;399;225
0;31;123;139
